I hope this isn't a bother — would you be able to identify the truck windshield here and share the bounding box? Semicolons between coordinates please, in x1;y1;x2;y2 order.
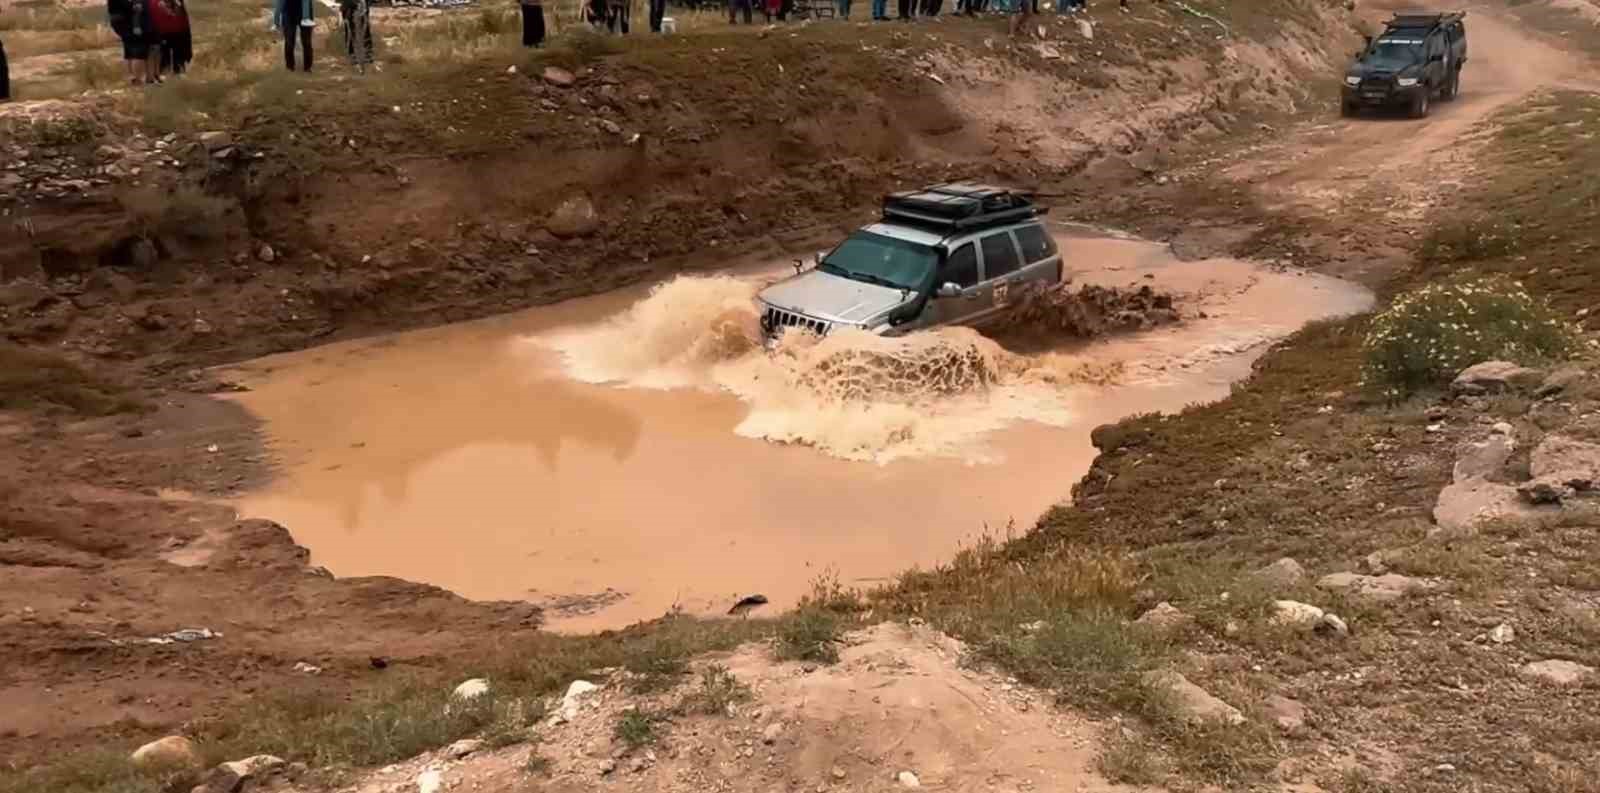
819;231;937;292
1368;38;1424;66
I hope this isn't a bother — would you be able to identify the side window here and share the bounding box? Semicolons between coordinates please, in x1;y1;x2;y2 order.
980;232;1022;280
1013;225;1058;264
940;243;979;288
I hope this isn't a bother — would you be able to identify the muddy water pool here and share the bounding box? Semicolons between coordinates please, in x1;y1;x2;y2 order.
225;232;1372;632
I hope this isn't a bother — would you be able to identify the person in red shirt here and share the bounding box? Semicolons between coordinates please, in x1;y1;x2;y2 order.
149;0;192;76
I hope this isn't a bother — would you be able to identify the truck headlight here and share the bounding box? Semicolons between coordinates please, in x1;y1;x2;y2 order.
1396;77;1419;87
1344;76;1360;86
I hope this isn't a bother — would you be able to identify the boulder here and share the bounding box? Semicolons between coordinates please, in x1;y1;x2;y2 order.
0;280;53;311
1451;361;1542;394
897;770;922;788
446;739;483;760
761;722;785;745
542;66;576;87
452;678;490;701
1142;670;1244;725
417;769;443;793
1319;613;1350;636
1252;557;1307;588
1433;478;1554;534
201;754;286;793
1452;434;1515;483
1488;623;1515;644
1134;602;1192;631
559;679;602;722
1263;694;1307;732
1270;600;1325;628
1089;422;1149;452
1529;435;1600;491
1518;476;1574;505
1534;366;1585;398
1519;659;1595;686
199;131;234;151
547;195;600;239
1316;572;1429;602
130;735;203;771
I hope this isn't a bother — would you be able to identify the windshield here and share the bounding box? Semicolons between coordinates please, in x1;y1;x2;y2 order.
819;231;938;292
1365;37;1424;67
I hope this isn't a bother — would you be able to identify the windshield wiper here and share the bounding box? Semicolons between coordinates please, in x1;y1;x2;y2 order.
841;271;909;291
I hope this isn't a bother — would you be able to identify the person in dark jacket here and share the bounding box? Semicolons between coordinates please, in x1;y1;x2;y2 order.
0;36;10;102
108;0;159;84
648;0;666;31
273;0;315;72
340;0;375;69
727;0;752;22
896;0;913;20
520;0;546;46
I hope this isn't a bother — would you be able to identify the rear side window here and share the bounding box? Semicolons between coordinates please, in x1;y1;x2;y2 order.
940;243;979;288
980;232;1021;279
1013;225;1058;263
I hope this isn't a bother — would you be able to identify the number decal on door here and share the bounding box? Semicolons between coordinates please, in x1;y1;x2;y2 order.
993;281;1010;306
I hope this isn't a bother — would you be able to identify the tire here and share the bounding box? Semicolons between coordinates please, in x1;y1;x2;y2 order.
1340;100;1357;118
1444;68;1461;101
1410;89;1430;119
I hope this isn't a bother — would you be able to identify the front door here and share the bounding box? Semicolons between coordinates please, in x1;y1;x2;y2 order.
917;241;986;330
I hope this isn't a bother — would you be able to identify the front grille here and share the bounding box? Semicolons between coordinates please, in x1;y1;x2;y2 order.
760;306;831;338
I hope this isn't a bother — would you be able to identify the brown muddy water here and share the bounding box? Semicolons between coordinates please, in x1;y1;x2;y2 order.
225;231;1372;632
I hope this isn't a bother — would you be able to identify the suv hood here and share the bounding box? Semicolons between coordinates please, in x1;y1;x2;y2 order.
758;269;913;326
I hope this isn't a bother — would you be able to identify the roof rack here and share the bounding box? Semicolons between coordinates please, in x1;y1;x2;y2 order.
1385;10;1465;29
882;183;1041;231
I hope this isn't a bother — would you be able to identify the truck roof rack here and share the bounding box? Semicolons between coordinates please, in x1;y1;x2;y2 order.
882;183;1042;231
1386;10;1465;30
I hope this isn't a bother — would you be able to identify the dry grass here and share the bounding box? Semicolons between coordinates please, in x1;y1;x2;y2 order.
0;343;142;415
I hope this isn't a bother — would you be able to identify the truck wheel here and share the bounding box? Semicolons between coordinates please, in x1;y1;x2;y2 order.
1340;100;1357;118
1444;69;1461;100
1410;90;1430;119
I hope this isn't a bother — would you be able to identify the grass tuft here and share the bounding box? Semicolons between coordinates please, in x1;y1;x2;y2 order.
612;708;660;749
0;344;142;415
683;664;751;716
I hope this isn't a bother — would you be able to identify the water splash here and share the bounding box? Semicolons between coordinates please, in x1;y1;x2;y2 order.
541;275;1119;464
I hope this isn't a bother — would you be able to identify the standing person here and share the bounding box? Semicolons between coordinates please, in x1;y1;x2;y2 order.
108;0;150;84
896;0;912;21
605;0;629;33
870;0;887;20
274;0;315;72
836;0;850;18
648;0;666;31
520;0;546;46
0;35;10;102
151;0;192;76
341;0;375;70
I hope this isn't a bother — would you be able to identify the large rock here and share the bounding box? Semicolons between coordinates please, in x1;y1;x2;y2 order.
200;754;286;793
1270;600;1325;628
557;679;602;722
1316;572;1430;602
1519;659;1595;686
1534;366;1585;398
1263;694;1308;733
547;195;600;238
1252;557;1307;588
1453;434;1515;483
452;678;490;701
1529;435;1600;491
1433;478;1555;534
131;735;203;770
1142;671;1244;725
542;66;576;87
1519;476;1575;505
0;279;54;311
1452;361;1542;394
1134;602;1192;631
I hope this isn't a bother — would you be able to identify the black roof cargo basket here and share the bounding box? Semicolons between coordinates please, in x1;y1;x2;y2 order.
882;183;1042;231
1386;10;1465;29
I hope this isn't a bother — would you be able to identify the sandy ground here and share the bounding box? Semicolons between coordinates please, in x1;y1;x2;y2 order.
334;623;1145;793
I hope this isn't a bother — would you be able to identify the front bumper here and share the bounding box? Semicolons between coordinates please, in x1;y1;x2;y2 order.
1343;82;1424;107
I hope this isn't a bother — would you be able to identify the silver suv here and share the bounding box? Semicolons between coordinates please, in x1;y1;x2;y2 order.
757;183;1062;343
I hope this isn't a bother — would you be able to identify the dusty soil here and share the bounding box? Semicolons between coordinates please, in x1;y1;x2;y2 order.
332;623;1137;793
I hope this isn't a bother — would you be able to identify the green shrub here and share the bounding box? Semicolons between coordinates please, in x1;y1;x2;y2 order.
1362;275;1580;395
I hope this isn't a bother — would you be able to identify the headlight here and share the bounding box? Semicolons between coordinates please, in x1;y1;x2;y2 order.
1344;76;1360;86
1397;77;1419;87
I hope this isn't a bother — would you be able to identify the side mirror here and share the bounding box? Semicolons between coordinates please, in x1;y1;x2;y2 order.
1362;34;1372;48
1429;53;1444;63
936;282;962;298
815;251;826;264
